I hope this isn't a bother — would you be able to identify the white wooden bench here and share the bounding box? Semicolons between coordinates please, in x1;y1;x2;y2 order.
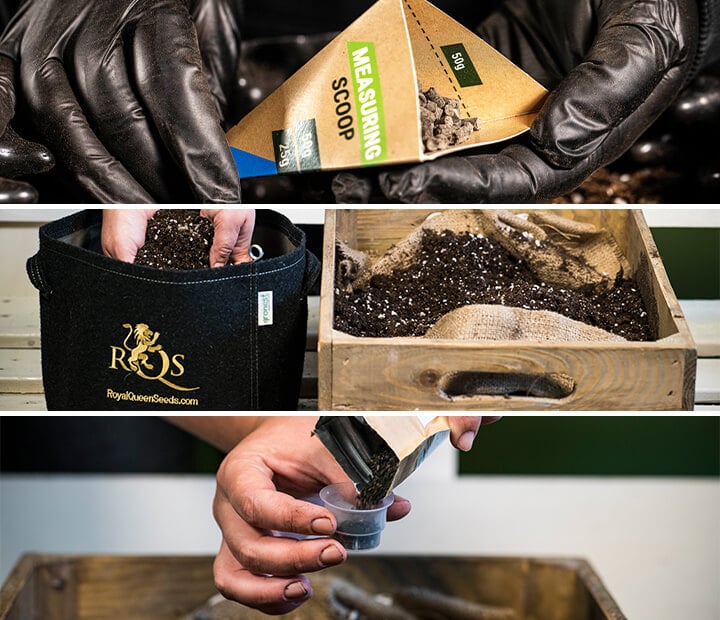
0;294;717;410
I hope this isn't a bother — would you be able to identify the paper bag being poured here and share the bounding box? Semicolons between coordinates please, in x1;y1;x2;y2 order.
314;415;449;506
226;0;547;178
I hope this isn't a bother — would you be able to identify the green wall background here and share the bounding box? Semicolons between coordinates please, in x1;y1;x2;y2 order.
459;417;720;476
651;227;720;299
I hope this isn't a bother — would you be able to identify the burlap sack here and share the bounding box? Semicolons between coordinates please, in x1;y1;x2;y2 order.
335;239;371;292
337;209;629;292
335;210;632;346
476;210;631;290
422;304;625;399
424;304;626;342
343;209;485;290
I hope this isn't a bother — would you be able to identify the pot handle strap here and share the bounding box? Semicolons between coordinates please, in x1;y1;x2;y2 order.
26;252;52;298
302;249;321;296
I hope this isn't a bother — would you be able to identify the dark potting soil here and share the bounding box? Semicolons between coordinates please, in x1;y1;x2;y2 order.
358;446;399;509
551;166;683;204
334;229;653;341
134;210;214;270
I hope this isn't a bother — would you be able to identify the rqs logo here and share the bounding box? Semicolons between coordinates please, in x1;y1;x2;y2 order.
109;323;199;391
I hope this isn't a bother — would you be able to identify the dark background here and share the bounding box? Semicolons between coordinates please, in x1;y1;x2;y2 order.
1;416;718;476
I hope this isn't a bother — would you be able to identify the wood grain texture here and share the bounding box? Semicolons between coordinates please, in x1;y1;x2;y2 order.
1;554;626;620
0;297;40;349
0;349;43;393
320;209;698;410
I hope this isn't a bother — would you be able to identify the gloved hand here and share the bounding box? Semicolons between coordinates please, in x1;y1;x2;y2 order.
380;0;699;203
0;0;242;203
190;0;243;128
0;55;54;203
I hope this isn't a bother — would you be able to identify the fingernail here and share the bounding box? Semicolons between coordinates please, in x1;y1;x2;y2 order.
284;581;308;600
319;545;344;567
458;431;476;452
311;517;334;535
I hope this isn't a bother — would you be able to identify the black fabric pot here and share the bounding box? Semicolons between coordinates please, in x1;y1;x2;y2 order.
27;209;320;411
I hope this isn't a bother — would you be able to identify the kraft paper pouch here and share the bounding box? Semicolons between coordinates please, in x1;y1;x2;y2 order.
314;416;450;502
227;0;547;178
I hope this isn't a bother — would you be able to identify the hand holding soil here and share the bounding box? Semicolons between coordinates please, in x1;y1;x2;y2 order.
134;210;214;269
102;209;256;269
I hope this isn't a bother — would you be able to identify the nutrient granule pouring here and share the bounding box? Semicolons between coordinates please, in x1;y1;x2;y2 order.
314;416;452;509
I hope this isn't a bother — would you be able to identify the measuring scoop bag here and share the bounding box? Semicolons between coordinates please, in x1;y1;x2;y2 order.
314;416;450;498
26;209;320;411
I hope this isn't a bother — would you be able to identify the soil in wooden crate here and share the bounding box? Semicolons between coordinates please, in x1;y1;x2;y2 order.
134;210;213;270
334;229;653;341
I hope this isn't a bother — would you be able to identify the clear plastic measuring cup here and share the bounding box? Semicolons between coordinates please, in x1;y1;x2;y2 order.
320;482;394;551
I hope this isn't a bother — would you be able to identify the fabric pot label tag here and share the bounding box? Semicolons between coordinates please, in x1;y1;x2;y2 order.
258;291;274;326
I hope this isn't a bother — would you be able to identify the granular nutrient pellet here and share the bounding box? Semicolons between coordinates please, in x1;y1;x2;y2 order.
419;82;481;152
358;446;399;508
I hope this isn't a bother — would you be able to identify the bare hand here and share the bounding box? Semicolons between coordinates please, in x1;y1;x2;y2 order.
448;416;502;452
200;209;256;266
101;209;256;267
212;416;411;614
101;209;158;263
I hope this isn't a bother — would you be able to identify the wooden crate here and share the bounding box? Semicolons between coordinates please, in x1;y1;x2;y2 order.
319;209;697;410
0;554;626;620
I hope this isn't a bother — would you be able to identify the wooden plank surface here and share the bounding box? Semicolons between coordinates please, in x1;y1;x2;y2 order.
325;339;695;410
321;209;708;411
0;297;40;349
696;358;720;404
0;360;717;408
0;296;319;351
0;349;42;393
0;294;716;409
680;300;720;357
0;554;624;620
1;294;714;357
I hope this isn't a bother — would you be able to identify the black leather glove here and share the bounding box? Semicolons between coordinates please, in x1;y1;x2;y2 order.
380;0;699;203
0;0;241;203
191;0;243;128
0;54;54;203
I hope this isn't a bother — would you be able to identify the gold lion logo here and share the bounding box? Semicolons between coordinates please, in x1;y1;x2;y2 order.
109;323;198;392
123;323;162;371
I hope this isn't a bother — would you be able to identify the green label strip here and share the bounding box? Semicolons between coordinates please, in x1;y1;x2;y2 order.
441;43;482;87
347;41;387;165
